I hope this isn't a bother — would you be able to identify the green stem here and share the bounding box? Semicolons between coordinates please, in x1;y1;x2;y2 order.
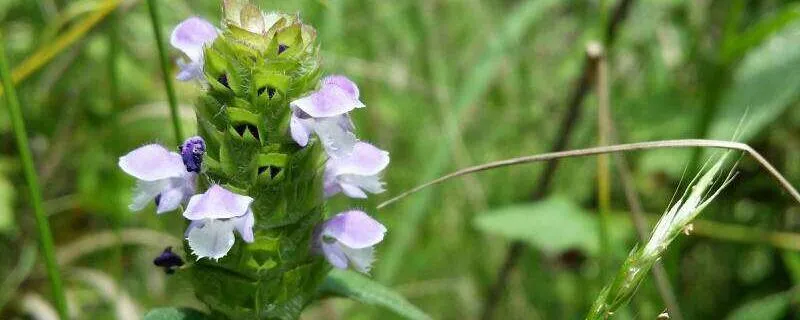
146;0;183;145
0;33;69;320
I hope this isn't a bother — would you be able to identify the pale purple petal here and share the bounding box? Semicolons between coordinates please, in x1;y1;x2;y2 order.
119;144;186;181
234;210;255;243
185;220;205;237
321;242;349;269
322;211;386;249
328;142;390;176
170;17;218;62
322;75;360;100
290;83;364;118
290;113;313;147
340;245;375;273
339;183;368;199
183;185;253;220
314;116;358;157
340;175;385;194
186;219;236;260
323;168;342;198
176;60;204;81
155;173;197;214
156;185;185;214
129;180;170;211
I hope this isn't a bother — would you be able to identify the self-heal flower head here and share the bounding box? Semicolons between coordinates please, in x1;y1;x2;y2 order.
290;75;364;155
314;210;387;274
170;17;219;81
118;144;197;214
324;142;390;199
183;185;255;260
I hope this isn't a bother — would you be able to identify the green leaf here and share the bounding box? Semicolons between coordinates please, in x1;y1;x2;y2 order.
320;269;432;320
709;21;800;142
143;307;210;320
473;196;632;255
725;291;794;320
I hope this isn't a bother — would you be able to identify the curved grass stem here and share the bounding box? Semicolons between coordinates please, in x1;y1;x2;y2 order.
0;32;69;320
377;139;800;210
146;0;183;144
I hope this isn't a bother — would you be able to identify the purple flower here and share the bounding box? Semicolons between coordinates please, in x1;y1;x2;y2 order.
118;144;196;214
153;246;184;274
183;185;255;260
290;75;364;155
324;142;390;199
170;17;219;81
180;136;205;173
314;210;387;273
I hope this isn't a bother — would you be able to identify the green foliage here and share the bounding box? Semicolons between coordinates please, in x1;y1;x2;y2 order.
473;196;633;255
320;269;431;320
710;21;800;141
724;290;794;320
143;307;211;320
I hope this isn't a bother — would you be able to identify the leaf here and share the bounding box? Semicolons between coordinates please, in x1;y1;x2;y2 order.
709;20;800;142
320;269;432;320
473;196;633;255
725;291;794;320
143;307;210;320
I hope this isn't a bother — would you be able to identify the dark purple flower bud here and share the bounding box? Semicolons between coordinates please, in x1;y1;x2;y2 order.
180;136;206;173
153;246;184;274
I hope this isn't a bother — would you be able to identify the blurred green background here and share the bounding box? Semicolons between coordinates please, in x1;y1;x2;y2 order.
1;0;800;319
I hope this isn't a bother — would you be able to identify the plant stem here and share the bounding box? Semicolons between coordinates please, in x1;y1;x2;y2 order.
0;33;69;320
146;0;183;145
377;139;800;210
593;42;613;281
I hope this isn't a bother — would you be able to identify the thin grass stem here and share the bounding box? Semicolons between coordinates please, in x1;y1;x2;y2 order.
146;0;183;145
377;139;800;210
0;32;69;320
593;42;613;281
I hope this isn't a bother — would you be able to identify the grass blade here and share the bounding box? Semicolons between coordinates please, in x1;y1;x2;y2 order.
0;0;120;96
0;32;69;319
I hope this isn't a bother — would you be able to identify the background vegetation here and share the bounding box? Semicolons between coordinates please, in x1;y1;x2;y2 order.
1;0;799;319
